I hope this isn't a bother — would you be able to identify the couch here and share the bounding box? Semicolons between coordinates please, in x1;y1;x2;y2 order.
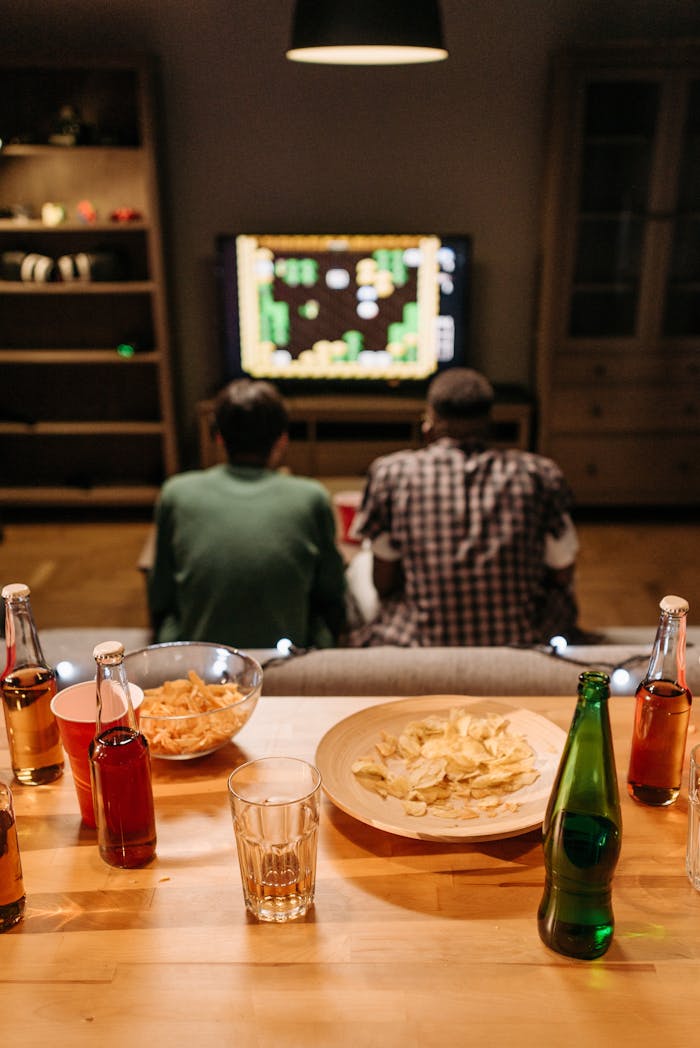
41;627;700;699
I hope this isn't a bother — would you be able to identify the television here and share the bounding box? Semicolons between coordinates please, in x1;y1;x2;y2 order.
216;232;471;394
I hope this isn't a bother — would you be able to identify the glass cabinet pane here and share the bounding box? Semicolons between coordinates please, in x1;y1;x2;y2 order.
676;80;700;210
574;216;645;281
583;82;660;135
664;80;700;335
579;143;652;211
569;81;659;338
570;289;637;336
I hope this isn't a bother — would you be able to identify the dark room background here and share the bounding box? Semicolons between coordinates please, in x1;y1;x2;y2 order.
3;0;700;465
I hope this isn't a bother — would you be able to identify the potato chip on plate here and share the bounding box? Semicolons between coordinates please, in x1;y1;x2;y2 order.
315;695;566;842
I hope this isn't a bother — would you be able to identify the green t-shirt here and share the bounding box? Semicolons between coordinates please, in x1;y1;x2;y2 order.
147;464;346;649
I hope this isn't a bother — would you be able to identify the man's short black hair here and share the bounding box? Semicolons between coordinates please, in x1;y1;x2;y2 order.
214;379;289;463
427;367;495;420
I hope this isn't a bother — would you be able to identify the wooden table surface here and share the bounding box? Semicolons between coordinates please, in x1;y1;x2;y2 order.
1;691;698;1048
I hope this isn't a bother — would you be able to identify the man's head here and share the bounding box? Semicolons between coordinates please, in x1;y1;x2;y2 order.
214;379;289;466
423;367;495;441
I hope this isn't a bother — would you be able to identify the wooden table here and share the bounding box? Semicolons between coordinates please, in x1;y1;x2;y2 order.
1;693;698;1047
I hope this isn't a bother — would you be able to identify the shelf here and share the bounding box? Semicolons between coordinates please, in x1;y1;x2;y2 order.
0;219;148;232
0;57;178;507
0;143;141;157
0;485;161;507
0;420;165;435
0;280;155;294
0;349;161;363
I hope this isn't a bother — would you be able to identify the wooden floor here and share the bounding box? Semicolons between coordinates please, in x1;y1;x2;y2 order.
0;500;697;634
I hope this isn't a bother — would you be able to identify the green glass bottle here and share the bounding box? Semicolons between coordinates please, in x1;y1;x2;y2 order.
537;670;622;959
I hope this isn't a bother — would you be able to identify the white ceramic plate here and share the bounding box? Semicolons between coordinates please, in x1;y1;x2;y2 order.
315;695;566;843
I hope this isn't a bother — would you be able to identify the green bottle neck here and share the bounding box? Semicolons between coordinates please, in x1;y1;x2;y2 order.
543;671;620;829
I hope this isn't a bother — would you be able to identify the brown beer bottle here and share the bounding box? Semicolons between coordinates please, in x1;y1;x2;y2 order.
627;595;692;806
1;583;64;785
0;780;25;931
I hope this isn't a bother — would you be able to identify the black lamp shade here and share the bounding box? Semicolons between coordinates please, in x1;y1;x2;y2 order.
287;0;448;65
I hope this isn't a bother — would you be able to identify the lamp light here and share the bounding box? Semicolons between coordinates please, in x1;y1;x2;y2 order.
286;0;448;66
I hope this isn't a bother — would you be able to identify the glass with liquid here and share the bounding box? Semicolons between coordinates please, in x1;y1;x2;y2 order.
686;744;700;889
227;757;321;922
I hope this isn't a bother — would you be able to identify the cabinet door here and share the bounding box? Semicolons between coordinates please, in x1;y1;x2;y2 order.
537;47;700;507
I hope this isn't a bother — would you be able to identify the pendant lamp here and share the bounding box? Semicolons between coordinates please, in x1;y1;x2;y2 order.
286;0;448;65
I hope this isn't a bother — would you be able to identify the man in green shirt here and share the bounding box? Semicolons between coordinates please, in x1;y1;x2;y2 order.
148;380;346;649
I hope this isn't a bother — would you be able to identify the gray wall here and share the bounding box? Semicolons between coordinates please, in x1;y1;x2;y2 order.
4;0;700;465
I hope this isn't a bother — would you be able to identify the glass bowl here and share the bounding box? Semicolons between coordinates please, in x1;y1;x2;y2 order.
124;642;263;760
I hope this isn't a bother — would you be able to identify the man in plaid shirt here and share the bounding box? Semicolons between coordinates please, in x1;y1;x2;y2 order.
348;368;580;647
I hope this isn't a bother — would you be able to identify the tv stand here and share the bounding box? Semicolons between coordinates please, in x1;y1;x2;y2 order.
197;393;532;476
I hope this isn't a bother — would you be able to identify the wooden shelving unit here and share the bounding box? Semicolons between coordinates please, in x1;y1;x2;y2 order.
537;42;700;506
0;58;178;506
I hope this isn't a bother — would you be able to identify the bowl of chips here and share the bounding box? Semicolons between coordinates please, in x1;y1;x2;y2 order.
124;642;263;759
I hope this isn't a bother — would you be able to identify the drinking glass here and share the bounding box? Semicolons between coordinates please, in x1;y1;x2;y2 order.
227;757;321;922
50;680;143;827
686;744;700;889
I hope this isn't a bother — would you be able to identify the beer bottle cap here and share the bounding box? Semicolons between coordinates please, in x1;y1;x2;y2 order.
1;583;30;600
93;640;125;663
660;595;689;615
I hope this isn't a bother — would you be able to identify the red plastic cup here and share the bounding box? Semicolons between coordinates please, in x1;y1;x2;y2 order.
333;490;363;545
50;680;143;828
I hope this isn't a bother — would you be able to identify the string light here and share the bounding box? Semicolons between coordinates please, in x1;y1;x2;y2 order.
549;635;568;654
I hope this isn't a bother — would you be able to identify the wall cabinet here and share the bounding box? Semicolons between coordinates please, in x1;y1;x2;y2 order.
537;42;700;506
0;58;178;506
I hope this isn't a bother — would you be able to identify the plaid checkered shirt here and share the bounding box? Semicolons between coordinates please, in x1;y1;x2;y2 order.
349;438;577;647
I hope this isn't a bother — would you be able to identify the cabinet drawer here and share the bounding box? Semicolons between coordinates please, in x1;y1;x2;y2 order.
547;434;700;505
549;386;700;433
550;352;700;386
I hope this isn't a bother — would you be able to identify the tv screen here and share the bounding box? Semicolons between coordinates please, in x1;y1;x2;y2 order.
217;233;471;392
